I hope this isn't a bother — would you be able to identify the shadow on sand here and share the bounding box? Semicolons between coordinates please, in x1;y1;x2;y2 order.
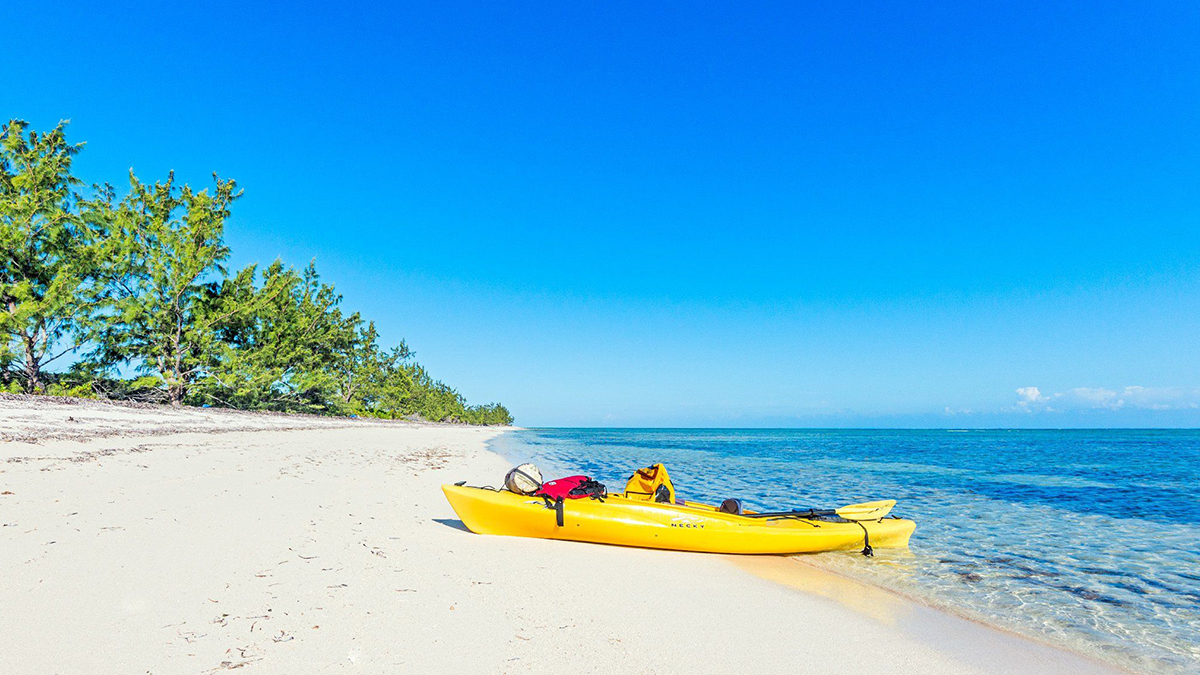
433;518;471;533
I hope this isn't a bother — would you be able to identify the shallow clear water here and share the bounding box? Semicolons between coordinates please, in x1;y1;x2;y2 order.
489;429;1200;674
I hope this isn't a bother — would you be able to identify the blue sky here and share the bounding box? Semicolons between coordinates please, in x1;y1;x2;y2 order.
5;1;1199;426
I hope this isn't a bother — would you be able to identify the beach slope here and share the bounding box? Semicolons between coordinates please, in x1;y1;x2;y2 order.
0;397;1125;674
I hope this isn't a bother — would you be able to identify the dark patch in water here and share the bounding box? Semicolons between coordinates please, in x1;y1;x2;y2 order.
1135;576;1185;594
1110;582;1147;595
1055;585;1128;606
991;557;1064;578
1079;567;1134;578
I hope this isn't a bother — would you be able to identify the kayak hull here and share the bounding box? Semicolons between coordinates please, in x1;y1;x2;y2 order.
441;485;915;555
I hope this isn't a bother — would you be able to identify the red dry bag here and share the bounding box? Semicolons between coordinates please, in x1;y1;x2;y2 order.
535;475;592;500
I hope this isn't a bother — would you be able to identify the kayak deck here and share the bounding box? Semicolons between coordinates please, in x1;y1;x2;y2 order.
442;485;916;555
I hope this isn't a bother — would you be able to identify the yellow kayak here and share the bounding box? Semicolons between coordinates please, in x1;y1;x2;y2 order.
442;484;916;555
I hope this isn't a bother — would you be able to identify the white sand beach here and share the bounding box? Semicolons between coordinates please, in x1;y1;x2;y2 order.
0;397;1127;674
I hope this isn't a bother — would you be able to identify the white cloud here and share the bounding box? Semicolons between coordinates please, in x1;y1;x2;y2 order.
1015;386;1048;410
1111;386;1200;411
1016;386;1045;403
1012;385;1200;412
1071;387;1122;409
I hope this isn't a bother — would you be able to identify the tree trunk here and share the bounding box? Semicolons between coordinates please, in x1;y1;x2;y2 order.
170;330;185;406
22;334;43;394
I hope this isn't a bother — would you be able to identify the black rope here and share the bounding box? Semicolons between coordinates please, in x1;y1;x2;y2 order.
512;467;543;491
855;521;874;557
454;481;501;491
763;516;821;527
746;508;839;519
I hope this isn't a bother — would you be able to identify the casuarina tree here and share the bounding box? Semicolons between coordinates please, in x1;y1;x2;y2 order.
92;170;240;405
197;261;360;412
0;119;105;392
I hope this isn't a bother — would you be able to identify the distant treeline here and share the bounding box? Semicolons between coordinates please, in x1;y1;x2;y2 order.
0;120;512;425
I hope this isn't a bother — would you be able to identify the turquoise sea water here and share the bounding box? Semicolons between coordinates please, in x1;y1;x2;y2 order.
489;429;1200;674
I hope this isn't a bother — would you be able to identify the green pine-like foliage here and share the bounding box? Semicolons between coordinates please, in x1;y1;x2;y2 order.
0;120;512;426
